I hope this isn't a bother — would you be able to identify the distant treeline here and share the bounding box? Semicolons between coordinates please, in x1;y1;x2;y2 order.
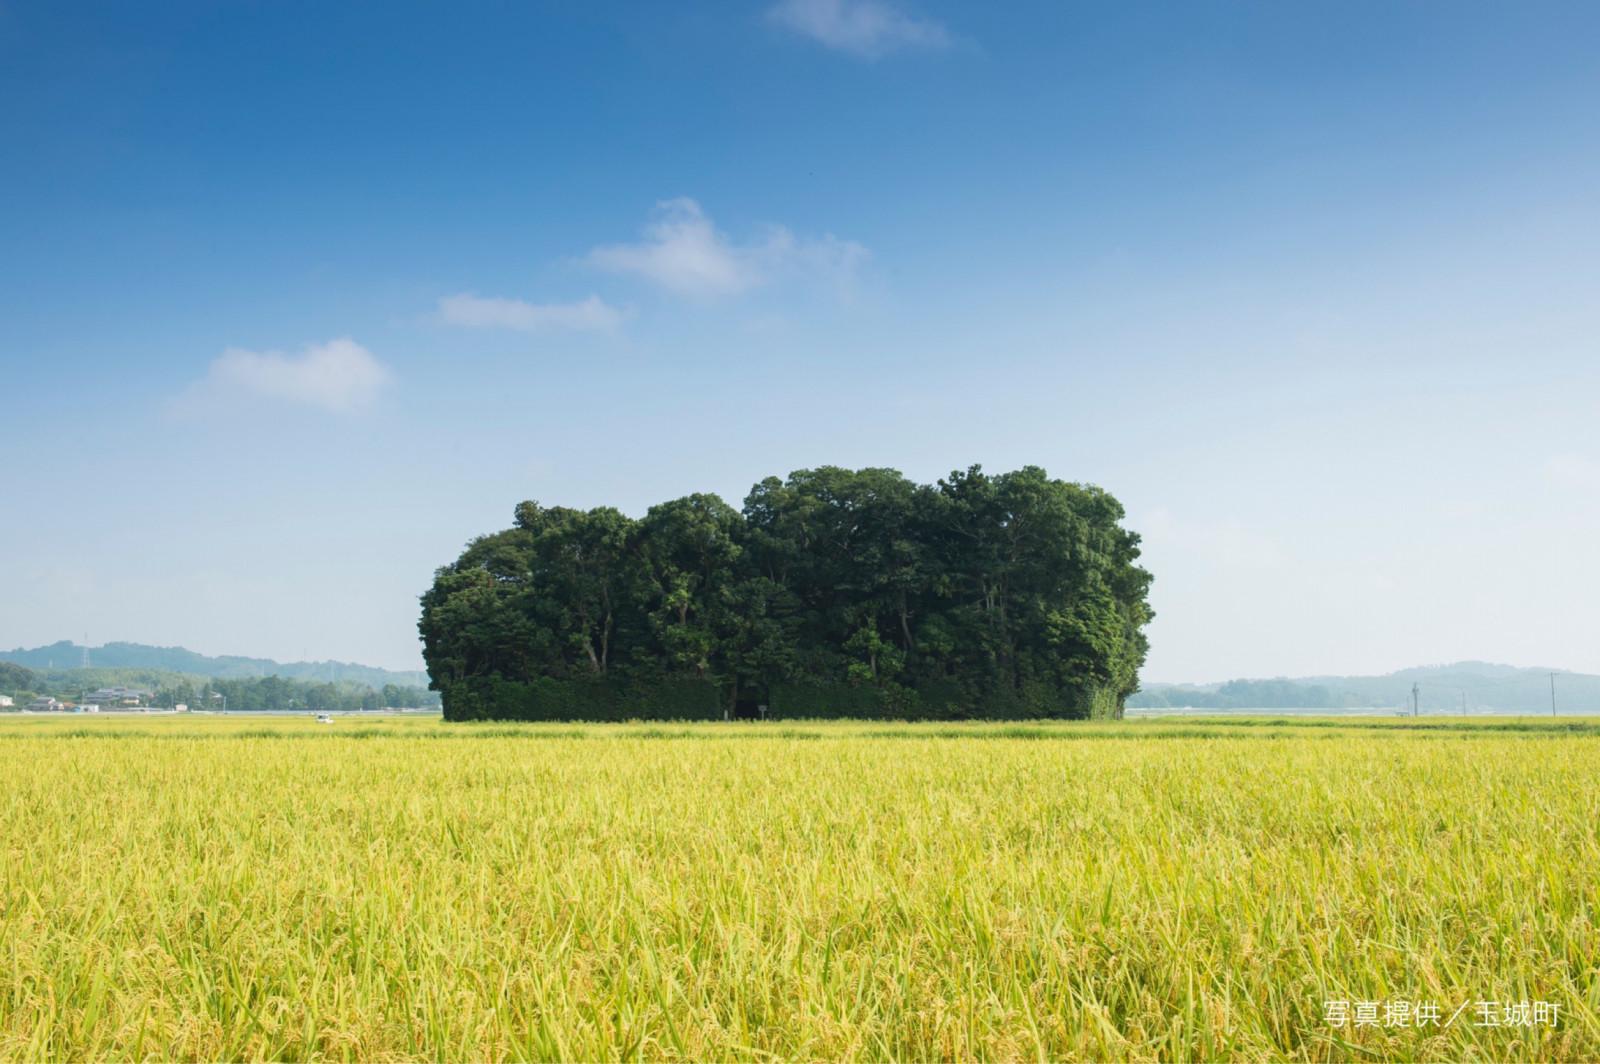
1129;679;1361;710
154;676;437;711
421;465;1153;721
0;662;438;711
1131;665;1600;713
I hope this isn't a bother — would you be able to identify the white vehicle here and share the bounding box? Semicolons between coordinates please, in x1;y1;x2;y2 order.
315;713;334;724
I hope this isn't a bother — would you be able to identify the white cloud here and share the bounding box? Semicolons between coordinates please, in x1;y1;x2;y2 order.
438;293;624;333
585;198;868;299
179;337;390;413
768;0;950;58
586;198;757;297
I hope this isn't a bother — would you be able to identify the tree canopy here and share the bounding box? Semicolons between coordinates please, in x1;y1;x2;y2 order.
0;661;36;699
420;465;1153;721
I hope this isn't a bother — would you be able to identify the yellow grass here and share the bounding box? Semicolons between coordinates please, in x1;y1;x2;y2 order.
0;714;1596;1060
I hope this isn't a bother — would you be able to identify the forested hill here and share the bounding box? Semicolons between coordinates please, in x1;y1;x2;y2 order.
1132;662;1600;713
0;641;427;689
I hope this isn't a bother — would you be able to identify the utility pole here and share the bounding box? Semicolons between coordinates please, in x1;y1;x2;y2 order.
1550;672;1557;717
1412;682;1420;717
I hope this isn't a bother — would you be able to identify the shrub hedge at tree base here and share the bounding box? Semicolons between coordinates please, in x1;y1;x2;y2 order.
764;680;1123;721
440;678;1124;722
440;677;722;722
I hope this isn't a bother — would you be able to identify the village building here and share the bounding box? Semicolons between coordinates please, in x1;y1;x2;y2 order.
78;686;150;708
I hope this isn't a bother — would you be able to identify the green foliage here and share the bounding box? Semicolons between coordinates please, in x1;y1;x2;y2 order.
1130;679;1359;710
165;675;438;712
446;677;722;722
0;661;35;698
420;465;1154;721
13;666;438;712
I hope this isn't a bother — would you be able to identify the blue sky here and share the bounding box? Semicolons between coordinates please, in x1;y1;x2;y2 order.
4;1;1600;680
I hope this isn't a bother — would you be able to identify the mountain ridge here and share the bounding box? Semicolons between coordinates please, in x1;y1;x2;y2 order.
1134;661;1597;712
0;641;428;690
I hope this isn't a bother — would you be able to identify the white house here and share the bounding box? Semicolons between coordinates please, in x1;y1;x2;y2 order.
0;695;13;708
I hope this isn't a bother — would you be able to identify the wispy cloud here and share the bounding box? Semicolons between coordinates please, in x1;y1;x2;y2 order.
585;197;868;299
438;293;625;333
177;338;389;414
768;0;951;58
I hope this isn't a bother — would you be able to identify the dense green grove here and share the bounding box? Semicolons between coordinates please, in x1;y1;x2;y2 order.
420;465;1152;721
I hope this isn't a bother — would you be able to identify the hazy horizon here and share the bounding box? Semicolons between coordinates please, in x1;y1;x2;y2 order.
2;638;1589;692
5;2;1599;680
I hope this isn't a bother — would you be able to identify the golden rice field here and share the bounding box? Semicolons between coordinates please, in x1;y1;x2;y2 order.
1;714;1597;1061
